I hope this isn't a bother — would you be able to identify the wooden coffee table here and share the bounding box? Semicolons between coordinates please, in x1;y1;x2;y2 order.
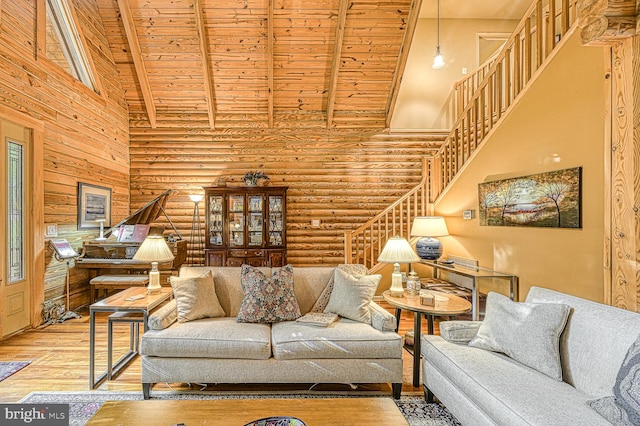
382;289;471;387
86;398;409;425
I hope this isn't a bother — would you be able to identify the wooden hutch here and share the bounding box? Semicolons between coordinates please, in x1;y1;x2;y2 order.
203;186;287;267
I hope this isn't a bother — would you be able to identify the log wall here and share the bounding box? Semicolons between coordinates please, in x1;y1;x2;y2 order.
0;0;129;313
129;128;441;266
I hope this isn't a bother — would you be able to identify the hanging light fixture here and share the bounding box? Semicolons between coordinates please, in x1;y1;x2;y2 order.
432;0;445;70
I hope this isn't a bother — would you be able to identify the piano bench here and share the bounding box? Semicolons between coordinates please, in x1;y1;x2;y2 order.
90;275;150;304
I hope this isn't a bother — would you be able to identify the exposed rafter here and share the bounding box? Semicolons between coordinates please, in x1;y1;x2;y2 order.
194;0;216;129
268;0;274;128
116;0;157;128
326;0;349;129
385;0;424;128
577;0;637;45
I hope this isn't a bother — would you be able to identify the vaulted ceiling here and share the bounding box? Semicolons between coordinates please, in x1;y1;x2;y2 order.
96;0;421;130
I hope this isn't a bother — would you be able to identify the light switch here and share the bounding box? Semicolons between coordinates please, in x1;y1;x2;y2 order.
311;219;321;227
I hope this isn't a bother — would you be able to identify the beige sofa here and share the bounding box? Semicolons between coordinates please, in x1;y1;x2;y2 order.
140;266;403;399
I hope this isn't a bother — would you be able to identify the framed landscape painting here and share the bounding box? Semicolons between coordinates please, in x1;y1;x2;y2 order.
78;182;112;230
478;167;581;228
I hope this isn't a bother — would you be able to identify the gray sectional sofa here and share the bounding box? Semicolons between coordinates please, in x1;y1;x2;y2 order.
421;286;640;425
140;266;403;399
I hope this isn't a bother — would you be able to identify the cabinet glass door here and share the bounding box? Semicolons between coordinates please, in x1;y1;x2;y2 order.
228;195;245;247
247;195;263;247
207;195;223;246
268;195;284;247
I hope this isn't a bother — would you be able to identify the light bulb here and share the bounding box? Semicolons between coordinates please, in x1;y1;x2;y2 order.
432;49;445;70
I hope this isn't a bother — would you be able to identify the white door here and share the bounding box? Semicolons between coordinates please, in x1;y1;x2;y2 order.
1;119;32;337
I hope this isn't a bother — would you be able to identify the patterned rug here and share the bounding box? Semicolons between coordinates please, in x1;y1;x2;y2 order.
20;391;462;426
0;361;30;382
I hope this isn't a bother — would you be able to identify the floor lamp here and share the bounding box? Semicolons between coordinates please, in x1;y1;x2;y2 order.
188;194;204;265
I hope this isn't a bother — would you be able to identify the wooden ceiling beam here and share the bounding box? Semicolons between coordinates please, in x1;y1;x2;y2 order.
116;0;157;128
268;0;274;128
577;0;638;45
385;0;424;128
326;0;349;129
194;0;216;129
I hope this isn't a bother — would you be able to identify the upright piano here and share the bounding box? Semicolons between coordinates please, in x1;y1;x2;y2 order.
76;190;187;279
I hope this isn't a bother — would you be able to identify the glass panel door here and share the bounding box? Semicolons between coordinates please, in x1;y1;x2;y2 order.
8;141;25;282
207;195;223;246
268;195;284;247
247;195;263;247
228;194;245;247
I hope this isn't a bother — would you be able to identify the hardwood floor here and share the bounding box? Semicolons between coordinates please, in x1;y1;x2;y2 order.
0;303;440;403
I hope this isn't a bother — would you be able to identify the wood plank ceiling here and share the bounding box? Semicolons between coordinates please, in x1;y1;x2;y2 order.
95;0;420;130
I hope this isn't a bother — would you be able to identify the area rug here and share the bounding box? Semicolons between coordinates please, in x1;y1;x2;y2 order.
0;361;30;382
20;391;462;426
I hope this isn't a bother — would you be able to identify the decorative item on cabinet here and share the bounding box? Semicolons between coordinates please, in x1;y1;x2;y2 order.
203;186;287;267
243;171;270;187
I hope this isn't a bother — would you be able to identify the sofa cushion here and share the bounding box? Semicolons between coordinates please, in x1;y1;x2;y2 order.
271;319;402;360
237;264;301;324
588;334;640;425
169;270;225;323
526;286;640;398
324;269;380;324
310;264;368;313
469;291;570;380
140;317;271;359
423;335;611;425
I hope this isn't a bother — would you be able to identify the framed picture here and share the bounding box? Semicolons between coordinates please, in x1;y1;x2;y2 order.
478;167;582;228
78;182;112;230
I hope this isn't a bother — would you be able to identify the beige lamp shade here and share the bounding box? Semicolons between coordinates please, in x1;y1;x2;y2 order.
189;194;203;203
378;236;421;264
410;216;449;237
133;236;175;263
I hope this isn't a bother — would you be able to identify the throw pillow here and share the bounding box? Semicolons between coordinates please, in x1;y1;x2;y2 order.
237;264;301;323
323;268;380;324
310;264;368;313
468;292;570;380
588;334;640;425
169;270;225;323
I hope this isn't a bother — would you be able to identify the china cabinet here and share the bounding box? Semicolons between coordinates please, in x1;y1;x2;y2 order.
203;186;287;267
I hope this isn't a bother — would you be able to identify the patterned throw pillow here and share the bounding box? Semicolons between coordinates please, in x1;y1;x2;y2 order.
588;335;640;425
310;264;368;313
237;264;301;323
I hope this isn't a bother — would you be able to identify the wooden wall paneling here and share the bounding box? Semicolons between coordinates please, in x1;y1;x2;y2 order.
129;126;440;266
0;0;129;319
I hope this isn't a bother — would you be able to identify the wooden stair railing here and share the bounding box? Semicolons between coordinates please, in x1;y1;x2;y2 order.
344;0;580;270
432;0;579;198
344;157;430;271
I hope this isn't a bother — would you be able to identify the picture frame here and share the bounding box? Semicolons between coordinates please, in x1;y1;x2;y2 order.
77;182;112;230
478;167;582;228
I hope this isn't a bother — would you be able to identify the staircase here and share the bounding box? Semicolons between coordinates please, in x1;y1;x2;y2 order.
344;0;580;270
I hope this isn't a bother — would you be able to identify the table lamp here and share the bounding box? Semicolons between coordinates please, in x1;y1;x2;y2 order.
133;235;175;294
378;236;420;296
410;216;449;260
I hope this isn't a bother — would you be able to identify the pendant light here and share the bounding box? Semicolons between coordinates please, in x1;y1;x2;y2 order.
432;0;445;70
